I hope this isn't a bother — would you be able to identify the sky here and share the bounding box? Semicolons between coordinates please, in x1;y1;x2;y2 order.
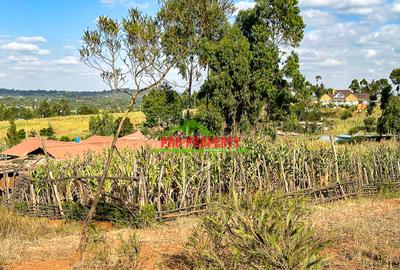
0;0;399;91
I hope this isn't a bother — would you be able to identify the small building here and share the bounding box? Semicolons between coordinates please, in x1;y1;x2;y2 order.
1;132;161;160
320;90;370;107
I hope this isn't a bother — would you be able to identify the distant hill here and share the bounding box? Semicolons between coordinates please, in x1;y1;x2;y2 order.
0;88;147;108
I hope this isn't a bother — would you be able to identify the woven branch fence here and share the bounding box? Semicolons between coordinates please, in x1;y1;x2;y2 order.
1;140;400;221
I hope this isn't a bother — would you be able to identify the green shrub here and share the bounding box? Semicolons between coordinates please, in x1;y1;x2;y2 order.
187;192;326;270
39;125;56;139
72;231;140;270
136;204;157;228
340;110;353;120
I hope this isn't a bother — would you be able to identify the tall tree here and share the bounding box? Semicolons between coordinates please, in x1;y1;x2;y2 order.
378;96;400;135
390;68;400;94
360;79;370;93
199;25;252;132
78;9;183;254
236;0;305;123
349;79;360;93
158;0;234;105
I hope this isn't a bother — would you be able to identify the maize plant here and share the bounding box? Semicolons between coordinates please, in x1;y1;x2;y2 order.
16;139;400;216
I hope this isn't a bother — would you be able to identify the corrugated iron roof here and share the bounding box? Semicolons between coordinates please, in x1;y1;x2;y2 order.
1;132;161;160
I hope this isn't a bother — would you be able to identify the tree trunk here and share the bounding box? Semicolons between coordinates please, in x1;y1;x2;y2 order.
78;97;136;256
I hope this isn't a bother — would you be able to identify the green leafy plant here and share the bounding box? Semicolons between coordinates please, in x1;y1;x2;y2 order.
187;192;326;270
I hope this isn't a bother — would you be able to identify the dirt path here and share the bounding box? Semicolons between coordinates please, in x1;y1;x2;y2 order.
4;217;197;270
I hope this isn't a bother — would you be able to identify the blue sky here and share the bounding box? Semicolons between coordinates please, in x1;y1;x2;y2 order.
0;0;399;91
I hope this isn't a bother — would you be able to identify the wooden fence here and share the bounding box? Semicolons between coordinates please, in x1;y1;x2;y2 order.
2;176;398;221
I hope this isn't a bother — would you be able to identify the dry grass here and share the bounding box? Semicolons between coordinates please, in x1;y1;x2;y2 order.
312;197;400;269
325;107;382;135
0;111;146;139
2;197;400;270
0;206;80;265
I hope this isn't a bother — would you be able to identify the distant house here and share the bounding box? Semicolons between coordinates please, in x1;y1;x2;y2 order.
320;90;370;107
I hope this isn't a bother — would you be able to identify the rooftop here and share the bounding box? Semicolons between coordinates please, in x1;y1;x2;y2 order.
1;132;161;160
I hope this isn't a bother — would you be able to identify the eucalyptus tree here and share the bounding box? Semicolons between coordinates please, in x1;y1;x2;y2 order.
199;25;252;132
349;79;360;93
390;68;400;94
157;0;234;106
236;0;305;123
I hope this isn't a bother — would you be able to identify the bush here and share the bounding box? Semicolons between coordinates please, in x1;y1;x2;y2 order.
340;110;353;120
187;192;326;270
72;231;141;270
142;84;183;128
5;120;26;147
165;119;213;137
89;112;115;136
59;135;72;142
363;116;376;133
78;105;99;115
114;117;134;137
195;103;224;134
39;125;56;139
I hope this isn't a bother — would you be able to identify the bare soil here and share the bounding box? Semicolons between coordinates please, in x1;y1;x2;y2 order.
2;197;400;270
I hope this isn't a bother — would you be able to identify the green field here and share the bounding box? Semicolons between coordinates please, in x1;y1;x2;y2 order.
0;111;146;140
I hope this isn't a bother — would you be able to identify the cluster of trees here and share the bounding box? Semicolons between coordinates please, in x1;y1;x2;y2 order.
89;113;134;137
347;68;400;135
79;0;328;136
77;0;400;138
0;99;101;121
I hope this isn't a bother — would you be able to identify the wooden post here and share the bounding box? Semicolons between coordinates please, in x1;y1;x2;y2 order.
52;184;64;217
157;166;164;219
206;160;211;203
4;170;10;200
30;184;37;207
280;158;289;193
330;136;346;199
305;162;312;189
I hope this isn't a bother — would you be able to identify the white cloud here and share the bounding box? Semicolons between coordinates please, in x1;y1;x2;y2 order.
235;1;255;14
0;42;50;55
7;55;39;63
0;73;5;78
57;56;80;65
100;0;149;9
38;49;50;55
302;9;336;27
364;49;379;58
393;0;400;13
300;0;383;15
16;36;47;43
319;58;342;67
0;42;40;52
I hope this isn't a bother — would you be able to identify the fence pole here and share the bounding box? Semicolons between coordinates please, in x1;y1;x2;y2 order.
330;136;346;199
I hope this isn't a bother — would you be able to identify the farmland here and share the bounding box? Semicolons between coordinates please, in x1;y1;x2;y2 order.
0;111;146;140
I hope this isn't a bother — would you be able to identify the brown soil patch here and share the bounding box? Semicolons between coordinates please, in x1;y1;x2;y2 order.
3;197;399;270
3;217;197;270
313;197;400;270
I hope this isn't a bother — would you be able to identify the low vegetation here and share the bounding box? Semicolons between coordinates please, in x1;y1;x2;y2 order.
0;111;145;140
187;192;326;269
